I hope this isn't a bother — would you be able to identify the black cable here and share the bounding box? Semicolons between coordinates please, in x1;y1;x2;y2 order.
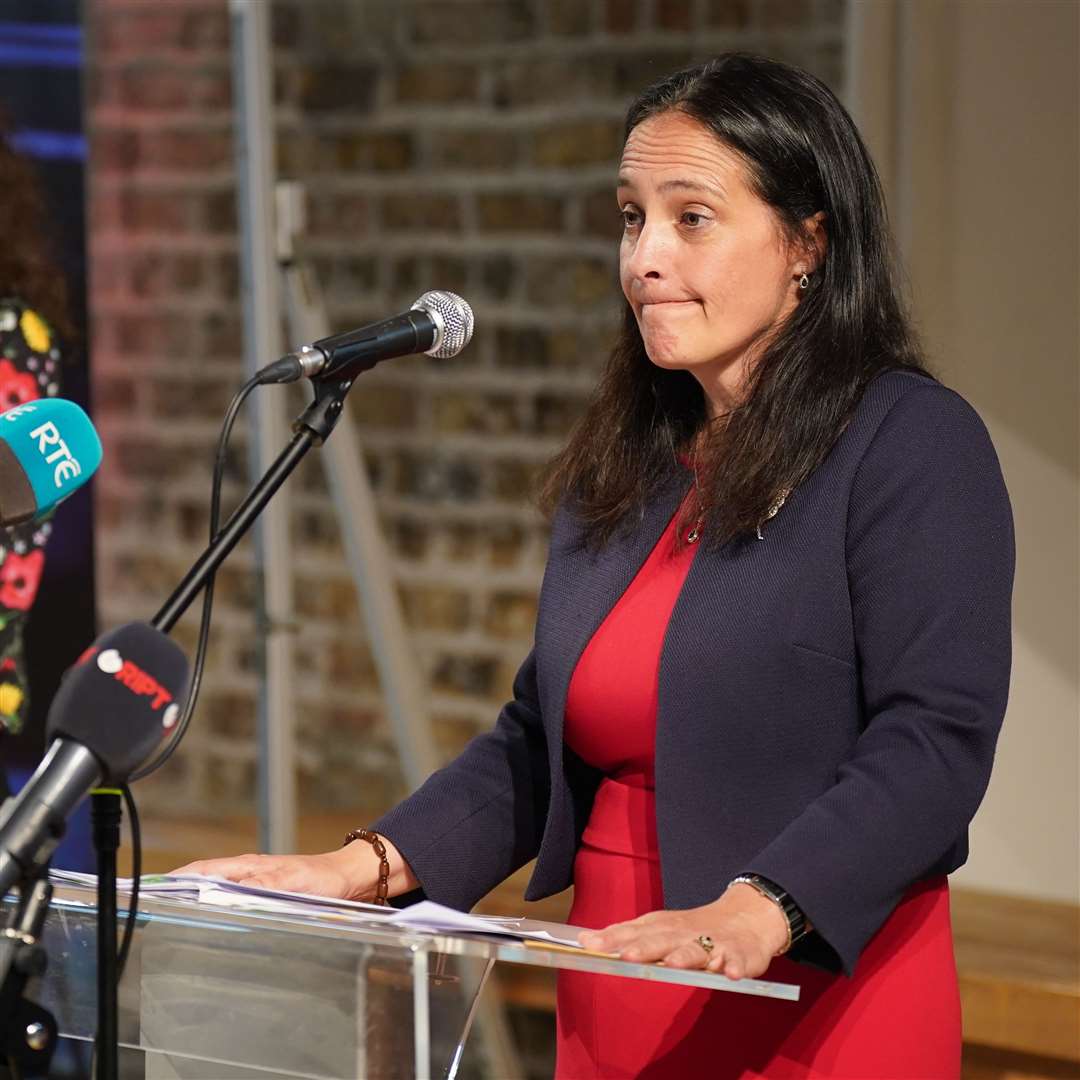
130;373;262;782
117;782;140;983
115;372;262;989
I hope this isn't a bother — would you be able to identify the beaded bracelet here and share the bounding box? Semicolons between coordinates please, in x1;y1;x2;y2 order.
343;828;390;906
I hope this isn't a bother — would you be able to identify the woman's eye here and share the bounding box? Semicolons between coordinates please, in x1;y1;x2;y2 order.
681;211;704;227
620;208;642;229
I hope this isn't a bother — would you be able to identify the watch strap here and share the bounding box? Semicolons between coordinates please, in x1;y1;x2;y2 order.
728;873;811;955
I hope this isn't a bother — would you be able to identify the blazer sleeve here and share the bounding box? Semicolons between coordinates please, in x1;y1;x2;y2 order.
369;646;551;911
742;384;1015;977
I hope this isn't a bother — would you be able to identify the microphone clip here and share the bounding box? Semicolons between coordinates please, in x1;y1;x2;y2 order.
292;374;354;446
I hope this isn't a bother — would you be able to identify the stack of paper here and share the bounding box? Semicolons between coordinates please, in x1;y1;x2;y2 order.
48;869;584;948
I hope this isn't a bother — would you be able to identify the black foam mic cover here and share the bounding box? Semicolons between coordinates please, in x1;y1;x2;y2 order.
46;622;190;783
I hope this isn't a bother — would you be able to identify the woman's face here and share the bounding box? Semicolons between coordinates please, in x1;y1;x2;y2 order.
617;110;815;414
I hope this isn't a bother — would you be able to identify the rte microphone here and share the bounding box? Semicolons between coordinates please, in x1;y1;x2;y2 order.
257;289;475;385
0;397;103;526
0;622;189;894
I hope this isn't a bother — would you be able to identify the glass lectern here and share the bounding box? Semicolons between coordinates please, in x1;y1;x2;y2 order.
14;882;800;1079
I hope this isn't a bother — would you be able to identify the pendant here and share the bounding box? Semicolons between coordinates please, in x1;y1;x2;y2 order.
756;489;791;541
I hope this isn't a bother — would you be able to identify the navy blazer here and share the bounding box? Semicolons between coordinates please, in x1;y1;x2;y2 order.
374;371;1015;978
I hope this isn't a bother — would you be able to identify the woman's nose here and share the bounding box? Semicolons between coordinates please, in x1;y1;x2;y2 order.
622;221;669;282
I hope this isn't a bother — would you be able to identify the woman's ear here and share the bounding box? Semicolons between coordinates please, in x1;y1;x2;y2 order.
803;210;828;272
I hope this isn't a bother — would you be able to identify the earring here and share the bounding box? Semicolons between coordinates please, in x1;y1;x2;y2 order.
798;273;809;290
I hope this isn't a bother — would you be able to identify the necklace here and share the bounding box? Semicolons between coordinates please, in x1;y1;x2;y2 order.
685;447;706;544
679;433;790;544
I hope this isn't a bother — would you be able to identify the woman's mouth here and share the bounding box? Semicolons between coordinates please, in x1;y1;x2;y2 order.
641;300;699;314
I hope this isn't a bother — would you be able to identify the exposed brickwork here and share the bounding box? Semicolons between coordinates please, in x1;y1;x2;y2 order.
86;0;845;822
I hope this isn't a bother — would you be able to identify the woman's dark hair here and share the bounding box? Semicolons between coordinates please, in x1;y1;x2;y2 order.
539;52;930;547
0;120;74;342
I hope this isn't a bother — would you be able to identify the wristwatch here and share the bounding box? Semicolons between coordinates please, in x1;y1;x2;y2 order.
728;873;811;954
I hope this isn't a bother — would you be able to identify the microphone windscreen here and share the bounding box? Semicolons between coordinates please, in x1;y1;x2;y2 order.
46;622;190;783
412;290;474;359
0;398;103;525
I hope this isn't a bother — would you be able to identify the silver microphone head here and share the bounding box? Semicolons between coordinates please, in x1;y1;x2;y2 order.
412;290;475;359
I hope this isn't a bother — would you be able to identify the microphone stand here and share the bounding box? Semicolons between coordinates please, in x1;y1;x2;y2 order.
90;376;353;1080
152;379;348;635
0;863;58;1077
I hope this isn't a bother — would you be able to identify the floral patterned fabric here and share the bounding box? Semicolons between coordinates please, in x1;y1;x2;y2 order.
0;297;62;735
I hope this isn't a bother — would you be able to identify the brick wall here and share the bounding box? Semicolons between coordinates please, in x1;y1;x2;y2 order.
87;0;845;824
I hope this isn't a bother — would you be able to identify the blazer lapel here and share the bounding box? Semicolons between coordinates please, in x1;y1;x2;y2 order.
535;471;690;764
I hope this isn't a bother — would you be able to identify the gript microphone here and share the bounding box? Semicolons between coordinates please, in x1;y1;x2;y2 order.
0;622;189;894
257;290;475;385
0;398;103;526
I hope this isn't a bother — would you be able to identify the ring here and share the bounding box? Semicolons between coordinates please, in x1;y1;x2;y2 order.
696;934;714;955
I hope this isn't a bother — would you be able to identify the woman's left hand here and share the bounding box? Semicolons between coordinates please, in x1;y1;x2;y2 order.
577;882;791;980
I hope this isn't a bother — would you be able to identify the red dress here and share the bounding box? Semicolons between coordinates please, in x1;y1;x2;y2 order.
555;493;962;1079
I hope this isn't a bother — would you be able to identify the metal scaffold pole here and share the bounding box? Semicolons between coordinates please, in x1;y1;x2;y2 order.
229;0;296;854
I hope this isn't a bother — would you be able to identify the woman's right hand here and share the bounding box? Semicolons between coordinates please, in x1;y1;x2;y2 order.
170;839;411;904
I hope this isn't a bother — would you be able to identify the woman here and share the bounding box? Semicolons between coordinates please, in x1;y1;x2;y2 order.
180;54;1014;1078
0;127;69;798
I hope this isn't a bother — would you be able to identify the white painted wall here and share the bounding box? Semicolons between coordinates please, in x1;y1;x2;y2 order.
847;0;1079;903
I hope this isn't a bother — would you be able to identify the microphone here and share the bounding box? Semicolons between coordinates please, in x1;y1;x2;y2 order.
0;622;189;894
0;398;103;526
257;290;475;385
